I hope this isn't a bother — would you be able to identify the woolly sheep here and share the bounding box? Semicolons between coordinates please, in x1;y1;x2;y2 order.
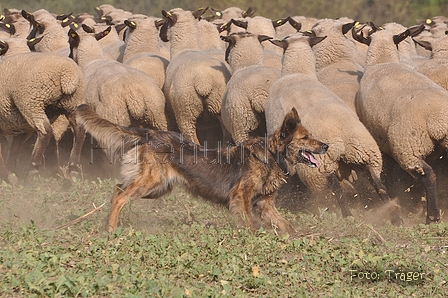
22;9;70;56
413;33;448;90
265;33;397;221
310;19;364;111
354;27;448;223
68;28;168;131
231;16;290;70
160;8;231;145
0;37;86;178
122;17;170;89
220;31;281;143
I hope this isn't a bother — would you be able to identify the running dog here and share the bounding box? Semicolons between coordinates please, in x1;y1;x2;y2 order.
75;104;328;233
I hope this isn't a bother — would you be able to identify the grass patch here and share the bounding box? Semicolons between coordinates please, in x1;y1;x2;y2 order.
0;177;447;297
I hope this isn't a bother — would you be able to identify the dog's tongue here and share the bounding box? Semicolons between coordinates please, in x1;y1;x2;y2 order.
304;151;319;167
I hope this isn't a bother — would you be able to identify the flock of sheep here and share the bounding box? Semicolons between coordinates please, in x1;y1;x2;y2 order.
0;4;447;224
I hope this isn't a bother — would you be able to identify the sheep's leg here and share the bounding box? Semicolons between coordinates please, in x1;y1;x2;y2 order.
0;143;17;185
254;196;295;234
30;123;53;175
413;161;440;224
366;165;403;225
177;118;200;145
66;112;86;175
329;174;353;218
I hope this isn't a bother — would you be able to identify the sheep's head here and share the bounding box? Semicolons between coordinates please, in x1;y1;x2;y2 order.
0;22;15;35
221;31;272;63
159;8;208;42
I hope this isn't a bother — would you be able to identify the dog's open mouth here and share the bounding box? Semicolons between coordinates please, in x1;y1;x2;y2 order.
299;150;319;168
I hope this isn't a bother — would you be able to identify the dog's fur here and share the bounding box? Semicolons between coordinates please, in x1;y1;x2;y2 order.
75;104;328;233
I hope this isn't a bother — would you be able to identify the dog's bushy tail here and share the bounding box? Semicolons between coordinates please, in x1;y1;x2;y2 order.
75;104;142;158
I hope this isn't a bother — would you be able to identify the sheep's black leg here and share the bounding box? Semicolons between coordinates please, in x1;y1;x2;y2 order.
66;112;86;174
328;174;353;218
30;126;53;174
367;165;403;225
418;161;440;224
0;143;17;184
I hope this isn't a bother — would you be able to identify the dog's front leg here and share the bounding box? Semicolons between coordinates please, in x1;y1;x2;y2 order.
228;186;254;230
255;196;296;234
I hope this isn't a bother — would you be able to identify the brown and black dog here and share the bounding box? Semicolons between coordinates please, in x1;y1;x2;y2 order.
75;104;328;233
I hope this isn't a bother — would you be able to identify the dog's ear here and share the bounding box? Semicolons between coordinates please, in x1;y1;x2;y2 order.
280;107;301;137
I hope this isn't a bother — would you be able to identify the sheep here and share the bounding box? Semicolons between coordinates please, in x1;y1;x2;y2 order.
68;28;168;132
0;37;86;178
413;33;448;90
264;33;398;222
82;23;125;62
275;16;317;39
21;9;71;56
220;31;281;144
230;16;290;70
353;26;448;224
160;8;231;145
310;19;364;111
122;17;170;89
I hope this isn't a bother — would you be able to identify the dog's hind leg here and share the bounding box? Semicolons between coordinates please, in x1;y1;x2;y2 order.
255;196;295;234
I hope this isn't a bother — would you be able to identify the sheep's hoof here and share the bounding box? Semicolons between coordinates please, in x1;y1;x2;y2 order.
7;173;18;185
426;215;440;224
390;213;403;226
68;163;82;178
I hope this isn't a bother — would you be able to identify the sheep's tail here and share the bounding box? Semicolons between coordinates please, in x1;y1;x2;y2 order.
75;104;143;158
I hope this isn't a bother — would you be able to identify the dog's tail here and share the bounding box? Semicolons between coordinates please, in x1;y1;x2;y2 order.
75;104;142;157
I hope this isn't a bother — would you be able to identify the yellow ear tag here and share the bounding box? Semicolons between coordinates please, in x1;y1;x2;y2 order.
71;33;77;38
5;24;10;28
277;20;282;24
0;15;4;21
74;23;79;28
306;30;313;33
216;12;222;16
426;19;432;24
131;21;136;26
29;38;35;42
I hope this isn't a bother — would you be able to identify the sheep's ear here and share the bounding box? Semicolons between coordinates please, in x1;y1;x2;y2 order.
68;28;79;59
82;24;95;33
242;7;256;18
258;35;272;43
0;39;8;56
60;15;75;28
21;10;34;22
351;27;371;45
309;36;326;47
407;24;425;37
218;21;231;33
288;17;302;31
0;22;15;35
154;19;164;29
413;38;432;51
302;30;316;38
95;26;111;40
27;36;43;51
159;19;170;42
115;23;127;34
342;21;356;35
272;17;289;28
393;30;410;45
192;7;208;20
231;19;248;29
124;19;136;30
280;107;301;137
222;35;236;63
269;38;287;50
0;15;4;21
56;12;73;21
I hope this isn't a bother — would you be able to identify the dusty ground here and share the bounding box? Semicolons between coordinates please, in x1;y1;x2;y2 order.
1;132;447;233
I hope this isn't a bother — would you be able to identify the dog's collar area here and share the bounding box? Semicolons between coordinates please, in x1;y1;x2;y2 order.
268;148;289;175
